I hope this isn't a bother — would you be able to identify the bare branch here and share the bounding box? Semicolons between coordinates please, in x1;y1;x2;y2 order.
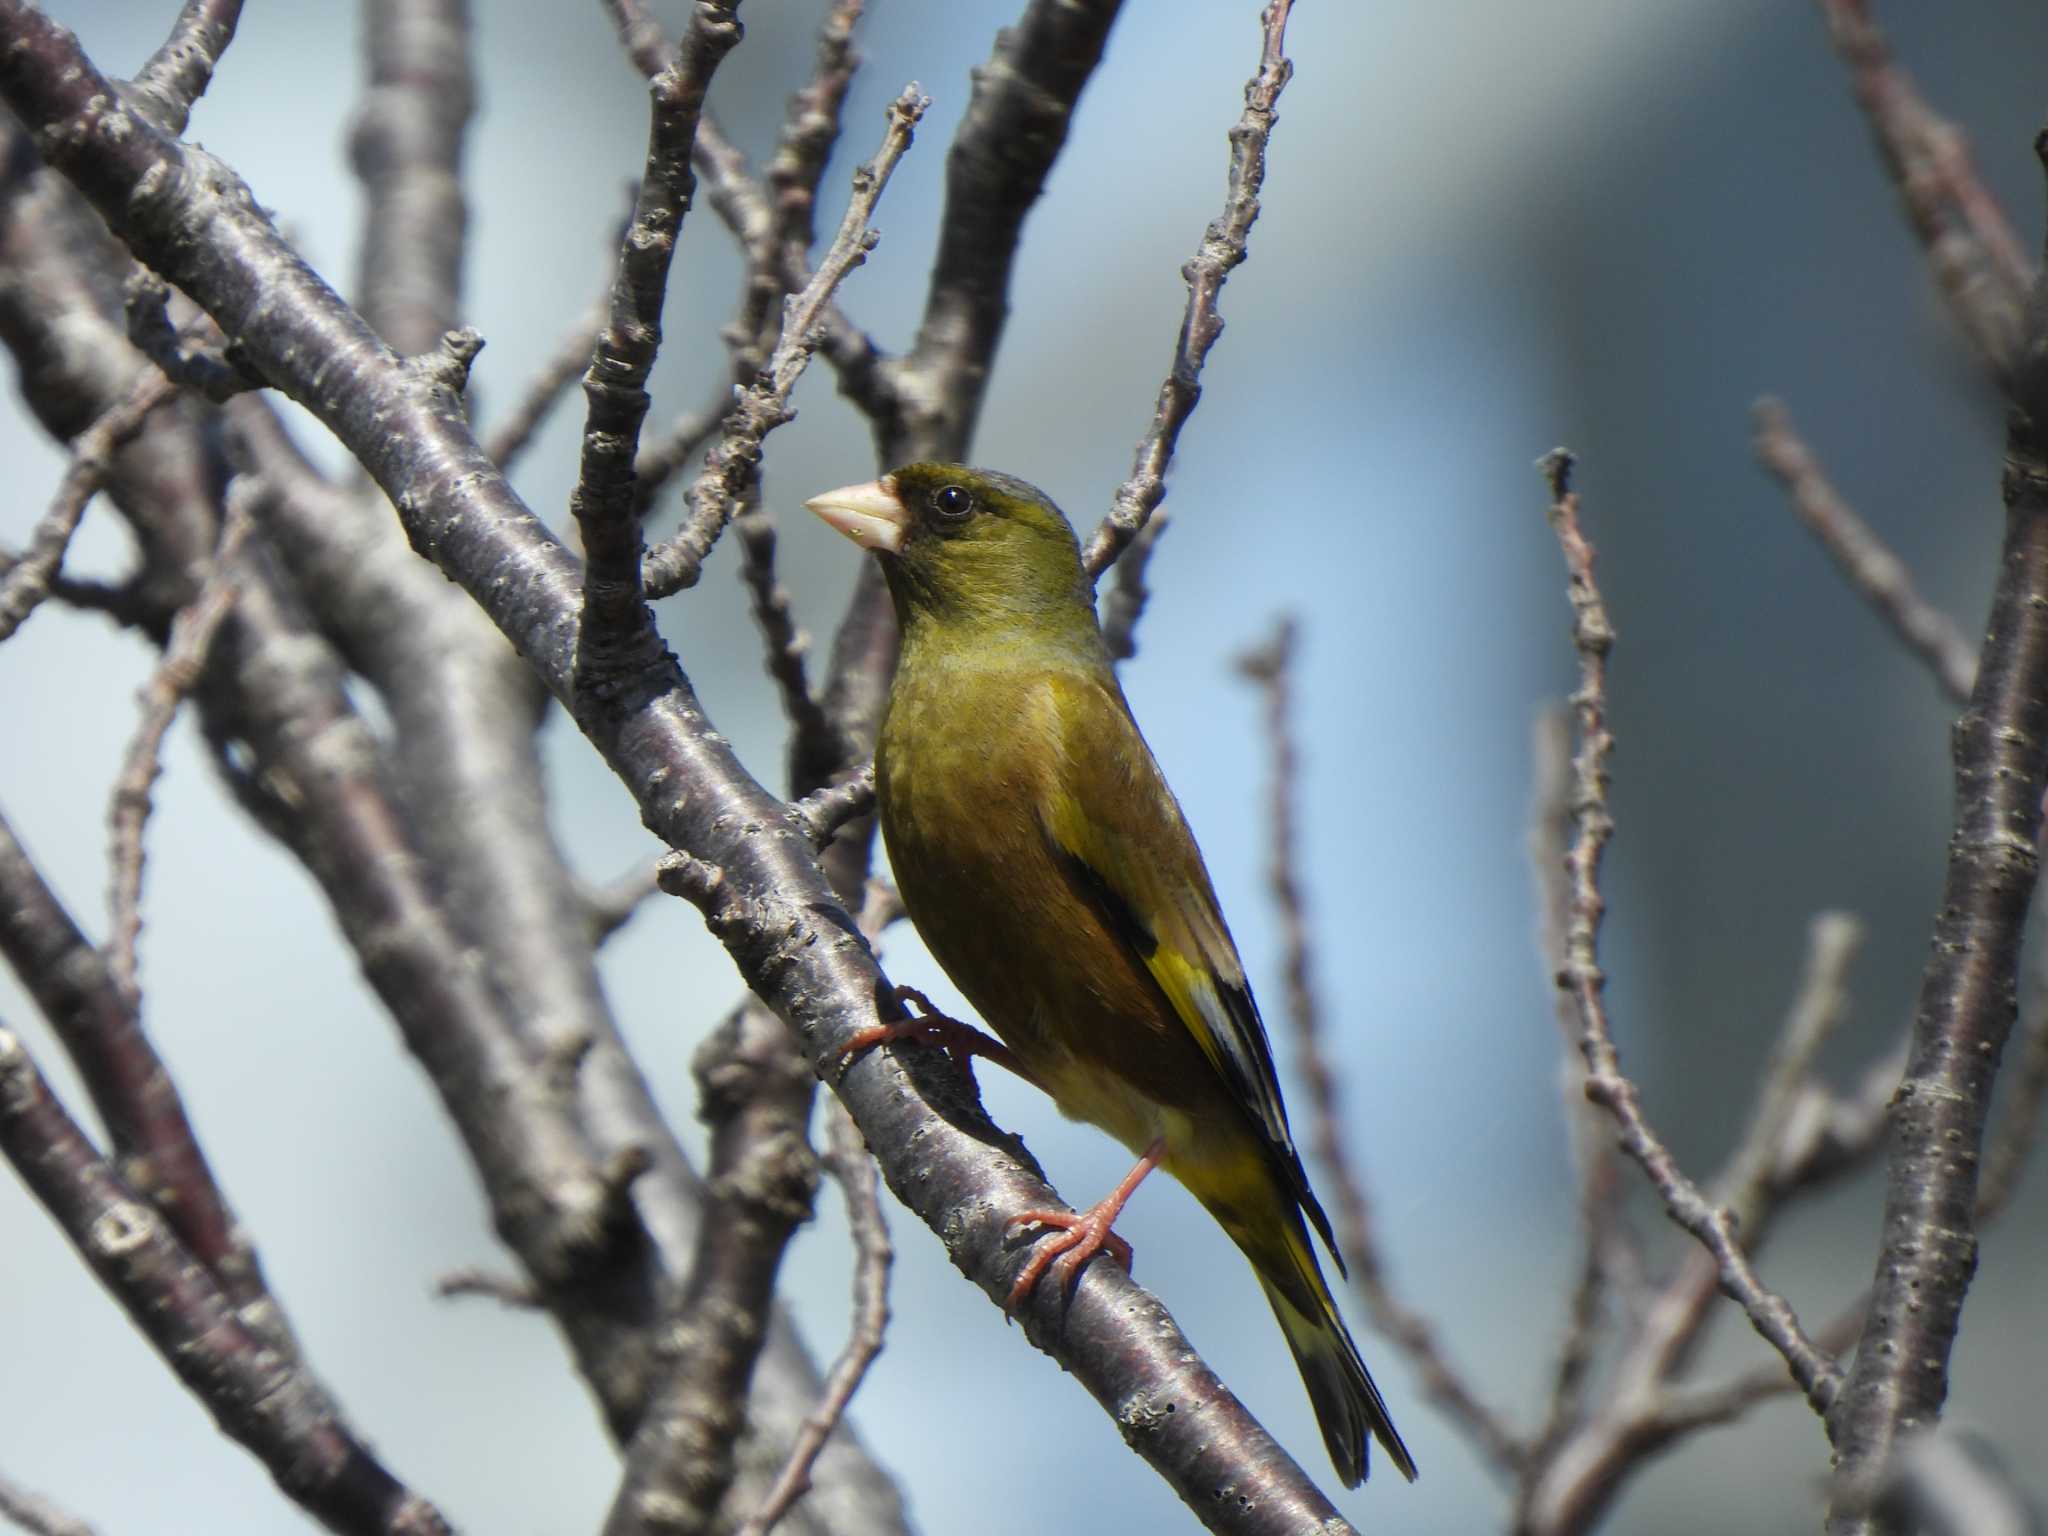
484;295;605;472
600;0;669;78
1814;0;2029;377
1826;137;2048;1532
644;86;930;597
0;367;178;644
104;490;253;1012
128;0;243;134
875;0;1124;465
736;1098;892;1536
0;1472;97;1536
433;1268;541;1309
1236;617;1522;1474
788;764;876;848
1091;0;1296;658
0;1025;454;1536
0;22;1367;1525
688;116;896;431
601;1002;821;1536
573;4;743;659
1540;451;1841;1414
1755;398;1975;703
351;0;474;355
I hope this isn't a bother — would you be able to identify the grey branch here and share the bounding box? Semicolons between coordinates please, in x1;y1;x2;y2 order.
1755;398;1976;703
0;13;1365;1528
1539;451;1840;1411
1827;137;2048;1527
573;3;743;656
736;1096;893;1536
128;0;243;134
0;1471;98;1536
104;492;253;1012
642;85;931;598
600;1001;821;1536
1092;0;1296;660
1814;0;2030;379
0;365;178;644
0;1024;453;1536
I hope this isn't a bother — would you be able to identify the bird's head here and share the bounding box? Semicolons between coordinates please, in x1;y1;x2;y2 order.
806;463;1096;645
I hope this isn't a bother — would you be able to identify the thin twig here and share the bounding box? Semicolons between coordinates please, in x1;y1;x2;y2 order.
572;4;743;654
1526;705;1645;1465
1755;399;1975;703
600;0;669;78
128;0;243;134
716;2;868;770
1813;0;2029;377
644;86;931;598
788;765;876;849
687;116;896;432
0;369;179;644
735;1098;892;1536
1091;0;1296;658
0;1472;97;1536
104;490;254;1011
1235;617;1524;1475
484;296;606;472
579;857;666;946
433;1268;541;1309
1540;450;1842;1415
735;487;838;763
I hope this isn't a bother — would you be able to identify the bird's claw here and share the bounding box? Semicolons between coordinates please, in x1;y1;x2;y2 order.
838;986;1033;1089
1003;1205;1137;1318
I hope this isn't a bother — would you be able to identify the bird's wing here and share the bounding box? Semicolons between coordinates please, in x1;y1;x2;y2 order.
1033;670;1342;1266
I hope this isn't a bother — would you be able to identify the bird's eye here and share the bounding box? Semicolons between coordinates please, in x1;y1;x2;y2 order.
932;485;975;521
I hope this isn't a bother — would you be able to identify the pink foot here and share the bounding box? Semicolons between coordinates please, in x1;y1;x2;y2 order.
839;986;1033;1088
1004;1138;1166;1316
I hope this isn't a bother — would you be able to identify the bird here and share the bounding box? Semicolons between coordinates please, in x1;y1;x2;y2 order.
806;462;1416;1489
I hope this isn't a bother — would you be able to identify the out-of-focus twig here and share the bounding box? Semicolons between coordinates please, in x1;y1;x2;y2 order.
1814;0;2030;378
104;490;254;1011
0;1471;97;1536
1092;0;1296;659
0;1024;454;1536
0;368;179;644
484;296;605;472
735;1098;892;1536
1754;399;1975;703
1235;616;1524;1476
600;1001;821;1536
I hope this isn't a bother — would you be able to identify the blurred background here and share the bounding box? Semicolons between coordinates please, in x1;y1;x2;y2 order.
4;1;2047;1532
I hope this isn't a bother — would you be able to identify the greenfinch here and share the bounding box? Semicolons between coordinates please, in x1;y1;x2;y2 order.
807;464;1416;1488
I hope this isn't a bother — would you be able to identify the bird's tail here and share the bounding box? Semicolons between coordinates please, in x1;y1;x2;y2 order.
1257;1263;1416;1488
1211;1177;1411;1488
1183;1145;1415;1486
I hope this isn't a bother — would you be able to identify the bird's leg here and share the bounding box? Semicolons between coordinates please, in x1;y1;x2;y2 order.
1005;1138;1167;1316
839;985;1039;1089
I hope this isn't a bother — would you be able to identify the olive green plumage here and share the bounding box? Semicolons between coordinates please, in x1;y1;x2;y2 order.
807;462;1416;1488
